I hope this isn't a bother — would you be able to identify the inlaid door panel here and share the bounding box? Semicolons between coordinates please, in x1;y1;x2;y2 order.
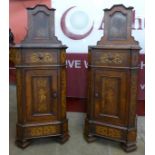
94;69;129;126
25;69;59;123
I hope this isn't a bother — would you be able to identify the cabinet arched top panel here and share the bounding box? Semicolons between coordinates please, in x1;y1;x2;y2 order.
108;11;127;40
97;4;140;47
21;4;62;46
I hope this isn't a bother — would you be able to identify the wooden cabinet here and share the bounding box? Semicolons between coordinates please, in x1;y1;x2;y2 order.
10;5;69;148
84;5;141;152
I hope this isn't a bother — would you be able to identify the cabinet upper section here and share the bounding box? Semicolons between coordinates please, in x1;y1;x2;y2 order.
93;4;141;49
20;4;66;47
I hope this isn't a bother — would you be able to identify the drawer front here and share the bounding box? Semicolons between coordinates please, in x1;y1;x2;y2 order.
23;49;58;65
90;50;130;67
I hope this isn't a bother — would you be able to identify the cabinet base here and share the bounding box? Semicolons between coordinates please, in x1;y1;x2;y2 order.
57;133;70;144
121;142;137;152
15;133;70;149
84;133;96;143
15;139;31;148
84;119;137;152
16;121;69;148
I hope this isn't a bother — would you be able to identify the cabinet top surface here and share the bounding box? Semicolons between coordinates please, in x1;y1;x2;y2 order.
10;44;67;49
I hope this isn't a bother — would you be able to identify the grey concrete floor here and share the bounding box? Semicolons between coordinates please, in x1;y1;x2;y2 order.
9;85;145;155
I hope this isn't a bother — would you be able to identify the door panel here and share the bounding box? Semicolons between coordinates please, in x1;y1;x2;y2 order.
100;76;120;117
94;69;128;126
25;69;58;123
32;76;53;115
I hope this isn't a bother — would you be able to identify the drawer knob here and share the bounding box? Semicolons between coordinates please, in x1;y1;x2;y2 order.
108;55;114;61
95;92;99;97
38;55;44;60
53;92;57;98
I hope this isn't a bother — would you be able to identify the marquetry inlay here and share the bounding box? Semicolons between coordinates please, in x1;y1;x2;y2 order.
100;53;123;64
30;52;53;63
96;126;122;139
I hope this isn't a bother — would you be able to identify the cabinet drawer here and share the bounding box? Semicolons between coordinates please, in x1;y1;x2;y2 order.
23;49;58;65
90;50;130;67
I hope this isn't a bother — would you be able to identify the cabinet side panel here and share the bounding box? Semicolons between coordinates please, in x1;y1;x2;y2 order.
100;76;120;117
129;70;138;127
60;67;66;119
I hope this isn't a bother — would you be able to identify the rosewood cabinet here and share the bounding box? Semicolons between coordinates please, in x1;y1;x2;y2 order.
10;5;69;148
84;5;141;152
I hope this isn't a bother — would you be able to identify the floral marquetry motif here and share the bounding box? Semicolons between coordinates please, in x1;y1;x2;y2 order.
38;88;47;112
30;52;53;63
37;79;47;87
28;126;58;137
102;77;119;116
100;53;123;64
33;78;50;113
96;126;122;139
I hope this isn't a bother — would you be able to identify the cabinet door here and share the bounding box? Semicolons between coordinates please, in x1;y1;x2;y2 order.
94;69;129;126
24;69;59;123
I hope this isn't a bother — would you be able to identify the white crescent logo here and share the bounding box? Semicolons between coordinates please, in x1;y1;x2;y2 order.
61;6;94;40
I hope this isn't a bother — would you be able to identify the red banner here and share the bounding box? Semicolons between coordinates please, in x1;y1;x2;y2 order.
66;54;88;98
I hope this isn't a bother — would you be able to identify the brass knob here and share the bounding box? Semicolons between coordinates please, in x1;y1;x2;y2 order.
108;55;114;61
95;92;99;97
38;54;44;60
53;92;57;98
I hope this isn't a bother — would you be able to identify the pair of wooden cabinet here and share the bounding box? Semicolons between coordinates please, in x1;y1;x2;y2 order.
10;4;140;152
